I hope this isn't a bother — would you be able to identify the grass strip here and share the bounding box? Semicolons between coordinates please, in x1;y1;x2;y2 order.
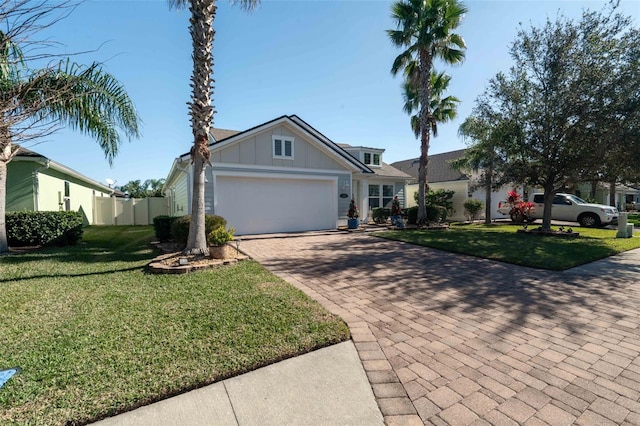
376;223;640;270
0;226;349;425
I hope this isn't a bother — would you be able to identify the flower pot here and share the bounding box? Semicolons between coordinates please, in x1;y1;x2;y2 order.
347;218;359;229
209;244;231;259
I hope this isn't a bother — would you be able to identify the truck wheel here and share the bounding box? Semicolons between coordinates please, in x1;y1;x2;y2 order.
579;213;600;228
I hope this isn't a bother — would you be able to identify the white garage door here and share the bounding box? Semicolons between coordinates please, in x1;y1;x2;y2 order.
215;176;337;235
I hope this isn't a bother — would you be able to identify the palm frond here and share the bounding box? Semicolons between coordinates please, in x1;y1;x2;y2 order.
19;60;140;164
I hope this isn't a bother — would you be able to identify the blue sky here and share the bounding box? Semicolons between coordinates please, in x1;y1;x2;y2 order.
24;0;640;188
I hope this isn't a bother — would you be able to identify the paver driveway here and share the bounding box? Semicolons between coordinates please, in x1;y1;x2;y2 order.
240;232;640;425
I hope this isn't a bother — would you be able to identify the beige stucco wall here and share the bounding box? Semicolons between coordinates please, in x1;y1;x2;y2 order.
37;171;110;224
211;124;347;171
405;181;469;222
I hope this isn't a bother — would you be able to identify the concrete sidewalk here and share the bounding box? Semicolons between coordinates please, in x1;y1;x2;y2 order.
93;341;383;426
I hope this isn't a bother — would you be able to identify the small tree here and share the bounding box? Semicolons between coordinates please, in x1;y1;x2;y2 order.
463;199;483;222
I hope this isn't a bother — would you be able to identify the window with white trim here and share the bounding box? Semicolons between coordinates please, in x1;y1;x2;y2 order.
368;184;394;208
363;152;381;166
273;136;294;159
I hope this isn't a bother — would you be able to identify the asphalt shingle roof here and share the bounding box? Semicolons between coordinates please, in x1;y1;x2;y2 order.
211;128;241;141
391;148;468;184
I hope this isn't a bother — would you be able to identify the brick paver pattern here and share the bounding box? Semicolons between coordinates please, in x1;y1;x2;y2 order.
239;233;640;425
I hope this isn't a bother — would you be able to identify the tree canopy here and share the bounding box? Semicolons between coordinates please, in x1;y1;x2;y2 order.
0;1;140;253
462;6;640;230
388;0;466;224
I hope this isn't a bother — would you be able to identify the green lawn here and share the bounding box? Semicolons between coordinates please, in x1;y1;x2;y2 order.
0;226;349;425
376;223;640;270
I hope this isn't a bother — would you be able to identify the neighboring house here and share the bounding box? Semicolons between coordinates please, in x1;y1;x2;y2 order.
6;147;119;225
393;149;640;221
391;149;513;221
163;115;410;235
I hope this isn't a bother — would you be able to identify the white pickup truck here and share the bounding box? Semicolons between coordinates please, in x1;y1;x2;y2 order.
497;193;618;227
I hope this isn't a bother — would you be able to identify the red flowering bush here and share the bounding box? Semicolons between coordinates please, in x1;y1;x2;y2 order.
508;191;534;223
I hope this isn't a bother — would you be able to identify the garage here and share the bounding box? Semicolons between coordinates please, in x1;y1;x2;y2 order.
214;175;338;235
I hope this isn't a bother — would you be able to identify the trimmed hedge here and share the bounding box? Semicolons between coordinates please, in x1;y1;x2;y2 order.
152;215;177;242
6;211;84;247
406;205;447;225
170;214;228;246
372;208;391;224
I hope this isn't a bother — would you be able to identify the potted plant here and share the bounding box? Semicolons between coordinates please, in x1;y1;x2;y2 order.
347;199;359;229
208;226;235;259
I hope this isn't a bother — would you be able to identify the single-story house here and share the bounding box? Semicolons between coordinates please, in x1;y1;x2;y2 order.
391;149;515;221
392;149;639;221
6;146;120;225
163;115;410;235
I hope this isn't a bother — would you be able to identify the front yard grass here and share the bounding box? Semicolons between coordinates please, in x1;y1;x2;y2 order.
376;223;640;270
0;226;349;425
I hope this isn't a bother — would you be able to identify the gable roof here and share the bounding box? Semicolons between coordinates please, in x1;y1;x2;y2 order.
211;128;240;141
339;143;411;179
12;145;120;195
391;148;468;184
178;115;374;174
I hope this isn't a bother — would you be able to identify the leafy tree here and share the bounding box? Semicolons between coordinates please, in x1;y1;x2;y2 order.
475;8;639;230
453;115;512;224
169;0;259;255
463;199;483;222
388;0;466;224
118;178;166;198
0;3;140;253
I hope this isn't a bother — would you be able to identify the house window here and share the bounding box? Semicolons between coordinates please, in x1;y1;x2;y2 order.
368;185;380;208
363;152;381;166
64;181;70;197
273;136;294;159
368;184;395;209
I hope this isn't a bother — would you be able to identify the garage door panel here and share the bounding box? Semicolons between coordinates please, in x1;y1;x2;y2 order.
215;176;336;235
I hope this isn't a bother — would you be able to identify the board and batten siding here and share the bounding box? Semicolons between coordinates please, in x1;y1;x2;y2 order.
210;124;347;171
169;174;189;216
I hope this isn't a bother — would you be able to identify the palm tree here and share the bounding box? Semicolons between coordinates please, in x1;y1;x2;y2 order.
402;70;460;138
455;117;502;225
0;35;140;253
168;0;259;255
388;0;467;223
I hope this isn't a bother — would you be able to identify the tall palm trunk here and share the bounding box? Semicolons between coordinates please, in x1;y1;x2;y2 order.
184;0;215;255
417;50;433;224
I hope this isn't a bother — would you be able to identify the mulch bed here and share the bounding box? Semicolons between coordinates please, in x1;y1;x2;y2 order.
148;242;248;274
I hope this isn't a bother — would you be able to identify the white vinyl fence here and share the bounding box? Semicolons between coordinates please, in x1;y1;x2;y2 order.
94;197;170;226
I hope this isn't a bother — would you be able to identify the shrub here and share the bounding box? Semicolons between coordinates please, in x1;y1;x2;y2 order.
426;205;448;222
414;189;455;217
6;211;83;247
348;199;359;219
406;206;418;225
463;199;484;221
406;205;447;224
372;207;391;224
208;226;235;246
152;215;177;242
171;214;228;245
